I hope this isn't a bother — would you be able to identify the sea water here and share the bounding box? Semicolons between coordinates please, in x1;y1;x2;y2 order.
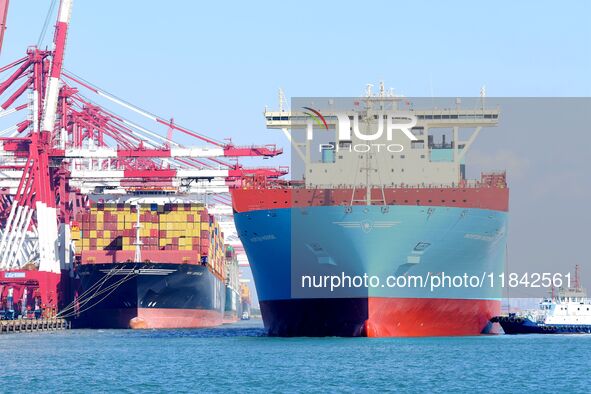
0;320;589;393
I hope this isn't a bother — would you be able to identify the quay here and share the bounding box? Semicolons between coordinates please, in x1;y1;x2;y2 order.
0;319;70;334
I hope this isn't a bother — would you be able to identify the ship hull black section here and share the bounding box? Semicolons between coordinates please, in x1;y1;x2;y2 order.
74;263;225;329
260;298;369;337
494;315;591;334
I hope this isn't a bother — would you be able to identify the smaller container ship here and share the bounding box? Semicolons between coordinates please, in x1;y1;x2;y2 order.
72;197;227;329
240;282;251;320
224;245;242;323
493;266;591;334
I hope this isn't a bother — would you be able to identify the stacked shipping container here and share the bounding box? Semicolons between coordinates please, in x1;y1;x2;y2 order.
72;201;226;279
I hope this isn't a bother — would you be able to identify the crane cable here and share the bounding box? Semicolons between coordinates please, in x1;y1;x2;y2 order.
55;264;128;317
57;265;140;319
59;270;139;319
37;0;58;47
62;68;226;147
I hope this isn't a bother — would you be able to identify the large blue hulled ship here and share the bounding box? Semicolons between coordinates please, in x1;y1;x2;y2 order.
232;94;509;337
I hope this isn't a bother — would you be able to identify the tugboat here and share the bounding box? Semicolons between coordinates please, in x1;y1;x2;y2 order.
493;266;591;334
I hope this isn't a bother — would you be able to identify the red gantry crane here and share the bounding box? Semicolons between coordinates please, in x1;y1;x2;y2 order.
0;0;286;314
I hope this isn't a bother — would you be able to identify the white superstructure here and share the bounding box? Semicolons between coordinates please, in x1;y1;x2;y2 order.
525;282;591;326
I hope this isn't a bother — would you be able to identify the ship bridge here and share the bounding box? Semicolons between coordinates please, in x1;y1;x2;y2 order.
264;98;501;188
265;108;499;130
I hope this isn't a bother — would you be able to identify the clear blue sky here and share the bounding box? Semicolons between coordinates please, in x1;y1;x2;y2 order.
3;0;590;151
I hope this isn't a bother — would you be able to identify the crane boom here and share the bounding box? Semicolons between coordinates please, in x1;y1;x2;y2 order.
0;0;8;56
40;0;73;134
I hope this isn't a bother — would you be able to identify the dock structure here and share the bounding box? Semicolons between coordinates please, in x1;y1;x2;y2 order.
0;318;70;334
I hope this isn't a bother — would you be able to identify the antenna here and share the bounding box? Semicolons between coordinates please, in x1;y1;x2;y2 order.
480;85;486;110
278;88;285;112
575;264;581;289
166;117;174;148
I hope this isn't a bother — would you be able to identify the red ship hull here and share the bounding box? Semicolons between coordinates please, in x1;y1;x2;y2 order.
260;298;499;337
232;184;509;213
365;298;499;337
130;308;224;329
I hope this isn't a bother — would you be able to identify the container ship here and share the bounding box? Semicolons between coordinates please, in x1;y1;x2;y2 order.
72;198;227;329
240;282;252;320
231;92;508;337
223;245;242;323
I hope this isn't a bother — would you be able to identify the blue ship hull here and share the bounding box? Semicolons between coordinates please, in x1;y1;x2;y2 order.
235;204;508;336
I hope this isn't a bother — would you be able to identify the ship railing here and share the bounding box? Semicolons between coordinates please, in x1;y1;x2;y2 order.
256;172;507;190
278;180;499;190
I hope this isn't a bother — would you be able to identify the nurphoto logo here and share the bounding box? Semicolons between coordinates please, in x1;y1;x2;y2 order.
304;107;419;153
